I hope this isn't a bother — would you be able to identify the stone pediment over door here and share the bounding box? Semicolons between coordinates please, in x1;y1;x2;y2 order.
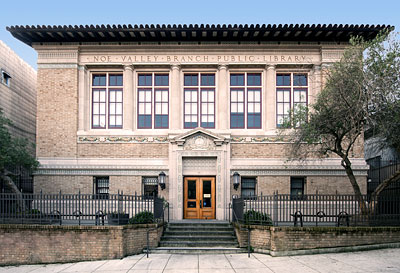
171;128;228;151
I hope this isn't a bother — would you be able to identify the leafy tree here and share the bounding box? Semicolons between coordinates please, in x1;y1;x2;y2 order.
0;109;38;196
281;30;400;213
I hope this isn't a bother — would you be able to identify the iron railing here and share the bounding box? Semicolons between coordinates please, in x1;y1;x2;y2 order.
0;191;169;226
232;193;400;227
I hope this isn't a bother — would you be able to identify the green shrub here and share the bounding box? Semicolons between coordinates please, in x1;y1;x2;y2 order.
243;209;273;226
129;211;154;224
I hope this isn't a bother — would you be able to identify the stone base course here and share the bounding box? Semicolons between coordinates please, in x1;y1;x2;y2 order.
0;223;163;265
234;224;400;256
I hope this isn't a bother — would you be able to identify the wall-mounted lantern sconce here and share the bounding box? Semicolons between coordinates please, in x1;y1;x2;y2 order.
158;171;166;190
233;172;240;190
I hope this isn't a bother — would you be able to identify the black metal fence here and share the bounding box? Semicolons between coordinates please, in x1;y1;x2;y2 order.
0;191;169;226
232;193;400;227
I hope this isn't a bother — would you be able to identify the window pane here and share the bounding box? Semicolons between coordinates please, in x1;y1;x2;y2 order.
116;115;122;125
155;74;169;86
93;116;99;126
201;74;215;86
293;74;307;86
93;74;106;86
162;90;168;101
231;90;238;102
247;73;261;86
109;74;123;86
110;91;116;102
110;104;115;113
138;74;152;86
230;74;244;86
184;74;198;86
276;74;291;86
155;104;162;114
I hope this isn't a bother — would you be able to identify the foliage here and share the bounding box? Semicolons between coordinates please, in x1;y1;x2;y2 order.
0;109;38;195
0;109;38;173
243;209;273;226
280;30;400;212
128;211;154;224
108;211;127;216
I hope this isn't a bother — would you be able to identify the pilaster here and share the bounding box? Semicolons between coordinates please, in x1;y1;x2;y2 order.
170;64;181;130
218;64;228;130
265;65;276;130
123;65;134;131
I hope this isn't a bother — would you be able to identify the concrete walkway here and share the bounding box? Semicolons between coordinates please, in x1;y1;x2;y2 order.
1;248;400;273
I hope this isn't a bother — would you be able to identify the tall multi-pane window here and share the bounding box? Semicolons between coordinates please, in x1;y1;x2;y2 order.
276;73;308;127
230;73;262;129
138;73;169;129
92;73;123;129
184;73;215;129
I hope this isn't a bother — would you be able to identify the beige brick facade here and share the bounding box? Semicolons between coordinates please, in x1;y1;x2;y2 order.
23;26;370;220
34;176;93;194
78;143;168;158
37;68;78;158
109;176;141;195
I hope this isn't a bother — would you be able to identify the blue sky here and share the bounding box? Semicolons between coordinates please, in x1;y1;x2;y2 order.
1;0;399;69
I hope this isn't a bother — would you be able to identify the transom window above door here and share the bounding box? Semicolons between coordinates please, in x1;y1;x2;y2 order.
91;73;123;129
184;73;215;129
137;73;169;129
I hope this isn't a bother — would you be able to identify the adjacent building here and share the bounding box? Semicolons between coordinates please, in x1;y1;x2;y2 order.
7;24;388;220
0;40;36;146
0;40;36;192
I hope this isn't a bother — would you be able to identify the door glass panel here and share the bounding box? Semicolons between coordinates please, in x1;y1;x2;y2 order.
187;201;196;208
188;180;196;199
203;180;212;207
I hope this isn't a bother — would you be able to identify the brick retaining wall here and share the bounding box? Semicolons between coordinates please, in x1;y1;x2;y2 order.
0;223;163;265
234;224;400;255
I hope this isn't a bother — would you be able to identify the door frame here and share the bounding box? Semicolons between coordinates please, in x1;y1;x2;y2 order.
183;176;216;219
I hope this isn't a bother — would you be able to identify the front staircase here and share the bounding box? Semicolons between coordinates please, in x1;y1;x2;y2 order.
150;220;245;254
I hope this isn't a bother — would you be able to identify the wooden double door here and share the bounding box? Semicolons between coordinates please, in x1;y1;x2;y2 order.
184;177;215;219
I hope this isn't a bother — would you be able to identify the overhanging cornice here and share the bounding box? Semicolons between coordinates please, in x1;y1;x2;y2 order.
6;24;393;47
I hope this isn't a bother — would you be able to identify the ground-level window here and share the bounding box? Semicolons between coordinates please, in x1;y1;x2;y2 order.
290;177;305;200
276;73;308;127
138;73;169;129
241;177;257;199
230;73;262;129
143;177;158;199
91;73;123;129
94;176;109;199
184;73;215;129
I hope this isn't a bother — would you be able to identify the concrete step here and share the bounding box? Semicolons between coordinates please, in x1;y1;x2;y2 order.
160;241;239;247
166;226;233;232
161;235;236;241
146;247;246;254
164;230;235;236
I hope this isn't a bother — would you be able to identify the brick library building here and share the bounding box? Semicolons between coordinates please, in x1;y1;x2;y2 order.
7;24;387;220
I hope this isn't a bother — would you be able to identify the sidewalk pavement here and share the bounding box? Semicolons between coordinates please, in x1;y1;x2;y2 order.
1;248;400;273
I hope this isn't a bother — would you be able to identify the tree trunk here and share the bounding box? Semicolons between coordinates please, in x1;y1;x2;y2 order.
342;157;368;214
369;170;400;212
0;172;26;211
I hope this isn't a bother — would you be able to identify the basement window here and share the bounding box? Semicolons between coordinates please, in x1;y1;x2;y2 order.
1;70;11;87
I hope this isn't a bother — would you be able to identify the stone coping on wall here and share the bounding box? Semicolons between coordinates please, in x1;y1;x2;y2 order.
233;223;400;256
0;223;165;266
